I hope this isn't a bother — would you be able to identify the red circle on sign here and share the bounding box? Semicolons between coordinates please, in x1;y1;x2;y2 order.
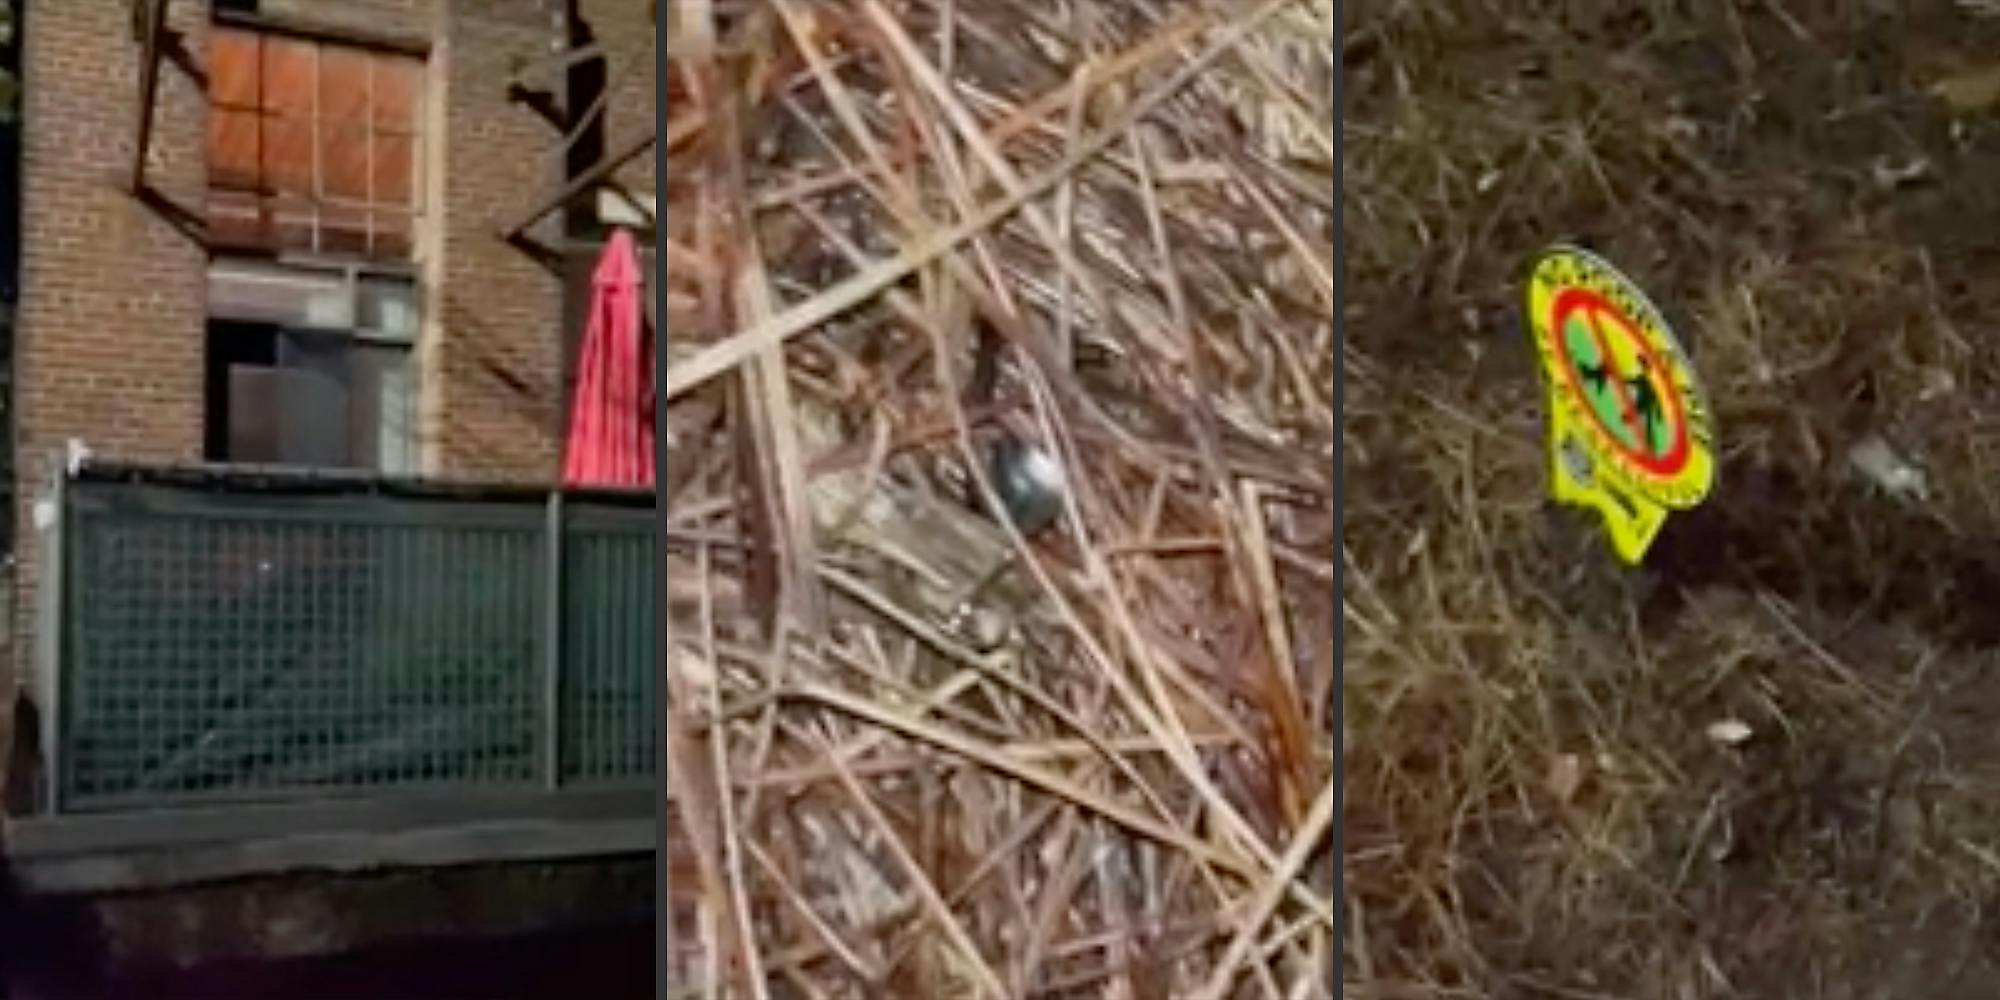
1547;288;1689;478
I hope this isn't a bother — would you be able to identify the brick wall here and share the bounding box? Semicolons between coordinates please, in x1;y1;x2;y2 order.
581;0;657;199
7;0;214;769
426;0;564;481
9;0;622;527
15;0;213;494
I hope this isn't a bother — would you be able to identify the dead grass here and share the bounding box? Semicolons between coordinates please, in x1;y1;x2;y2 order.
660;0;1333;996
1344;1;2000;997
655;0;2000;994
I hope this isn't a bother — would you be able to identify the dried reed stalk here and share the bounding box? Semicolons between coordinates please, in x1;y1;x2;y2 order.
664;0;1333;995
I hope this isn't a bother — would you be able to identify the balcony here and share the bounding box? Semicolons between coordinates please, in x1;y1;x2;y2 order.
5;460;658;893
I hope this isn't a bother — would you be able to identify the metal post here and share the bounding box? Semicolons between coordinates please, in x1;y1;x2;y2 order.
542;489;565;789
33;455;67;814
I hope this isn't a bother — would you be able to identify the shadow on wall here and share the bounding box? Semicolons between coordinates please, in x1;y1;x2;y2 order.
432;285;565;478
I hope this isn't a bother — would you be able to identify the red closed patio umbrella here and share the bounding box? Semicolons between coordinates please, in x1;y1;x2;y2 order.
562;227;655;488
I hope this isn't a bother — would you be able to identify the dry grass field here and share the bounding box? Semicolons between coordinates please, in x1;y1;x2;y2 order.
663;0;1333;996
1344;1;2000;996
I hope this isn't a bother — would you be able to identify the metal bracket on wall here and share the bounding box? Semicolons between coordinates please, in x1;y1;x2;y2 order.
130;0;169;195
499;0;657;263
499;128;657;275
126;0;209;249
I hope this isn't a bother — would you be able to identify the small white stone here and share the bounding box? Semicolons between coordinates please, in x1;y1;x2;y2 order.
1848;433;1929;503
1706;719;1754;746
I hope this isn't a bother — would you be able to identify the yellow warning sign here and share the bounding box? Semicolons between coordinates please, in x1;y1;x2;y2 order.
1524;246;1717;564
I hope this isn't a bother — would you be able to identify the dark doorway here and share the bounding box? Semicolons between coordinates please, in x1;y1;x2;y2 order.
204;319;279;463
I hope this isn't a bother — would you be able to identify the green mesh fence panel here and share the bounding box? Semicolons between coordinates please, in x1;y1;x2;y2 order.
559;516;658;783
55;476;656;812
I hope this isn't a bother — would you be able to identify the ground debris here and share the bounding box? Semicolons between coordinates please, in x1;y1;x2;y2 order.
664;0;1335;995
1345;1;2000;996
1848;432;1930;505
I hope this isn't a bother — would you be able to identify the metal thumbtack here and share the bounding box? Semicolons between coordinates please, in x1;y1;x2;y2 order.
989;434;1066;538
944;316;1072;649
945;435;1067;650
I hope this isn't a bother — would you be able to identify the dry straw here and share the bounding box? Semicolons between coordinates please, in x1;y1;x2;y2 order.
1346;2;2000;997
661;0;1334;996
664;0;1336;992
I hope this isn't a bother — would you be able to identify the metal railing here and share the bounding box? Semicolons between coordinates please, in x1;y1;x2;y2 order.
34;461;658;814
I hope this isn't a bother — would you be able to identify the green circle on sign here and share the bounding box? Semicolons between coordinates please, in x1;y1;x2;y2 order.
1562;315;1640;451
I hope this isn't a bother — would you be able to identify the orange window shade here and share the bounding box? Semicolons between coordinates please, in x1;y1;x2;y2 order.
371;135;414;204
259;37;316;116
318;46;370;124
259;118;314;196
208;108;261;188
206;25;426;259
373;59;418;131
321;123;372;200
210;27;261;108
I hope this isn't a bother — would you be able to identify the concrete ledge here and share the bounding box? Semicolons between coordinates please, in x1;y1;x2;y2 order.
5;787;655;895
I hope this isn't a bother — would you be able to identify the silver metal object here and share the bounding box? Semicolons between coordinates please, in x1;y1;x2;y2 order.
989;435;1066;536
963;317;1068;536
941;318;1071;650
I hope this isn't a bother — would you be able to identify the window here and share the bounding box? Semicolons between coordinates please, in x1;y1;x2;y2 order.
206;25;424;259
205;262;419;475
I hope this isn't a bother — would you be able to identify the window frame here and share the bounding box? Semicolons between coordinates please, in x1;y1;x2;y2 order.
205;22;429;262
205;257;422;476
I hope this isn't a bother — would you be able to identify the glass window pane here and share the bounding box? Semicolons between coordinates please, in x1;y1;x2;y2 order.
260;118;314;196
318;46;370;124
355;345;418;476
210;27;262;109
259;37;316;117
276;330;355;469
208;108;263;189
279;367;353;468
372;57;420;133
320;123;371;200
210;32;428;262
371;134;414;205
227;366;282;463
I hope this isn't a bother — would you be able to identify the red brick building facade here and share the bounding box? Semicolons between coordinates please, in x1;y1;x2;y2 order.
5;0;655;778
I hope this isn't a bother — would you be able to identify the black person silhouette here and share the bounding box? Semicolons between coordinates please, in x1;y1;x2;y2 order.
1625;356;1662;453
1576;353;1664;455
